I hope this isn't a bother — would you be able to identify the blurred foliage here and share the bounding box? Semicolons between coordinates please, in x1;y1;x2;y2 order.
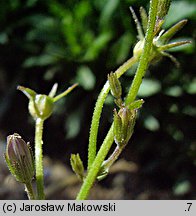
0;0;195;198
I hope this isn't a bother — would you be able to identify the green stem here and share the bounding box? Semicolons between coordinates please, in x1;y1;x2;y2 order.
78;0;159;200
88;56;138;170
125;0;159;105
25;182;35;200
77;125;114;200
35;118;45;199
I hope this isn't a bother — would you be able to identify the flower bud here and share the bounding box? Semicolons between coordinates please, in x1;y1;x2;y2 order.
70;154;84;181
28;94;54;120
113;107;137;147
108;72;122;99
5;133;34;183
133;40;145;58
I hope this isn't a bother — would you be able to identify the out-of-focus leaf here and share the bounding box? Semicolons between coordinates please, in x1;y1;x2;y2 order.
144;115;160;131
26;0;38;7
165;86;183;97
182;106;196;117
109;33;134;65
74;1;91;21
169;104;178;113
138;79;161;97
173;180;191;196
75;66;96;90
164;1;196;27
173;130;184;141
83;32;112;61
65;112;81;139
185;78;196;94
43;67;59;81
99;0;120;29
105;94;114;105
167;125;184;141
0;32;8;44
23;54;58;68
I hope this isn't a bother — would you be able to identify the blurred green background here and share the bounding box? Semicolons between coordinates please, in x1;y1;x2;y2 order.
0;0;195;199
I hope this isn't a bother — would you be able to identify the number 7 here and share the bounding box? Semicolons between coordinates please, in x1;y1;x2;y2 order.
187;203;192;211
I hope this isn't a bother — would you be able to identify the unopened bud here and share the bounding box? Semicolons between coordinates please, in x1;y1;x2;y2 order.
113;107;137;147
108;72;122;99
133;40;145;58
5;133;34;183
70;154;84;181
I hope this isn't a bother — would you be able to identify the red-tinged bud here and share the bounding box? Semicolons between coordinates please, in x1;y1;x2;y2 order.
5;133;34;183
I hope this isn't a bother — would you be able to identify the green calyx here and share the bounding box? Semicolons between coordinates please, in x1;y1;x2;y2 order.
18;83;78;121
28;94;54;121
113;107;137;147
131;6;191;67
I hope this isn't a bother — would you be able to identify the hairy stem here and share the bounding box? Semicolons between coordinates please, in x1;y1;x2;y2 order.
88;56;138;170
125;0;159;105
77;125;114;200
78;0;159;200
25;182;35;200
35;118;45;199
